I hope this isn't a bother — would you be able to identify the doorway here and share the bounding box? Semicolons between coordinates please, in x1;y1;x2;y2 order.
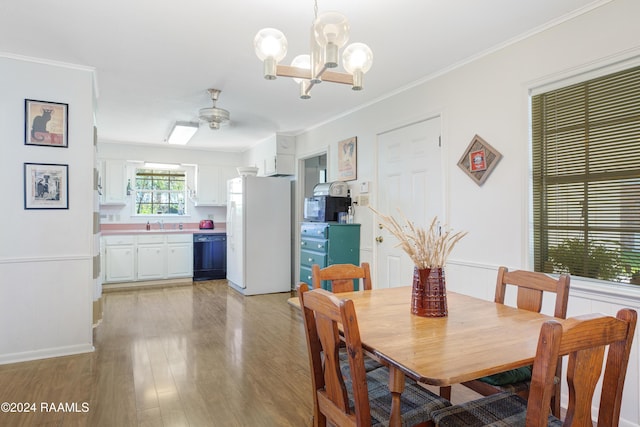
303;154;327;198
375;117;442;288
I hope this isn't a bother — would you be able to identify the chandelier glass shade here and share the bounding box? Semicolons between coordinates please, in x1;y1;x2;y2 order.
254;8;373;99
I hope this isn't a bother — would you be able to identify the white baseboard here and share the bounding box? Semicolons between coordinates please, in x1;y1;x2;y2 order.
0;344;94;365
103;277;193;292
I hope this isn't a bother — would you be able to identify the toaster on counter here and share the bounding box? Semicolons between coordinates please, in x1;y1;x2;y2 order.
199;220;214;229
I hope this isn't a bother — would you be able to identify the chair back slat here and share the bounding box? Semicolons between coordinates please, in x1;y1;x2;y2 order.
515;287;544;313
564;346;605;426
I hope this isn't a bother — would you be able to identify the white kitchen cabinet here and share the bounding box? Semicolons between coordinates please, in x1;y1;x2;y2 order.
104;235;135;282
103;233;194;283
266;134;295;176
101;159;127;205
194;165;236;206
248;134;295;177
167;234;193;278
218;166;236;205
137;234;166;280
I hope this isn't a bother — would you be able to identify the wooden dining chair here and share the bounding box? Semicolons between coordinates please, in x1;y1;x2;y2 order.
442;266;570;417
298;283;451;427
431;308;637;427
311;263;382;372
312;262;372;293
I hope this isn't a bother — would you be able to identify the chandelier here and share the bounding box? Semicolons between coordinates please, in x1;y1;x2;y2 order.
253;1;373;99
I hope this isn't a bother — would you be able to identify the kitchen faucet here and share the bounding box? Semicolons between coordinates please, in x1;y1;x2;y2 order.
157;220;164;230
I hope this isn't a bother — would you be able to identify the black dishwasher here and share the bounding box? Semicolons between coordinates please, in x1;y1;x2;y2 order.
193;234;226;281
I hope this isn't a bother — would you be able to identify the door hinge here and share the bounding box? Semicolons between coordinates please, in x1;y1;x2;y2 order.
438;136;442;147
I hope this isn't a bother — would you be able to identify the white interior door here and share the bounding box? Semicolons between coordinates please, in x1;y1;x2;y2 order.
375;117;442;288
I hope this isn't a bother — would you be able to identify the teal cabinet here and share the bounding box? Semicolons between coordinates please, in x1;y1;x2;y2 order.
300;222;360;290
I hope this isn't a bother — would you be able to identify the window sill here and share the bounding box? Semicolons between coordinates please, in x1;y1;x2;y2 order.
569;277;640;305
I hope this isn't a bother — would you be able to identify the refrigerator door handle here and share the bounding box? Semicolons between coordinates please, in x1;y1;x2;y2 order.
227;200;235;237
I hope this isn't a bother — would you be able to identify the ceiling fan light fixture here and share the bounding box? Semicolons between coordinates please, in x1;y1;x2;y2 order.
198;88;230;130
167;121;199;145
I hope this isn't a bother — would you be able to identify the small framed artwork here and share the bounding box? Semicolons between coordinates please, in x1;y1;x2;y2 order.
25;99;68;147
24;163;69;209
337;136;357;181
457;134;502;186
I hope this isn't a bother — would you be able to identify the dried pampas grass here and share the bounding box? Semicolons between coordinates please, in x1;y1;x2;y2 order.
370;208;467;269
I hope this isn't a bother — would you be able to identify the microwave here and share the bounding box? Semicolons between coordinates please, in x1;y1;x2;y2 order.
304;196;351;222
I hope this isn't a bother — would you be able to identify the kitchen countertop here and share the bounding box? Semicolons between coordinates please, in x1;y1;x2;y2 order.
101;223;226;236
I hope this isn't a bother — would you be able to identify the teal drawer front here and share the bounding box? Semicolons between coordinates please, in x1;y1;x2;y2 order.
300;237;327;251
301;249;327;268
301;223;328;238
299;266;331;290
299;266;313;285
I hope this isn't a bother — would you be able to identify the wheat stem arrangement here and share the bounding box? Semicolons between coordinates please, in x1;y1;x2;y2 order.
370;208;467;270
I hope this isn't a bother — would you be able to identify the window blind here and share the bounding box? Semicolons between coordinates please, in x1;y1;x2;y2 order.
532;65;640;284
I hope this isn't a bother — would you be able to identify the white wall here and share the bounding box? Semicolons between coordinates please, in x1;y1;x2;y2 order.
294;0;640;424
0;56;95;363
97;142;243;225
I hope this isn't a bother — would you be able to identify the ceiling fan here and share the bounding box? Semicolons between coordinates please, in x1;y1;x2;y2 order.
199;88;230;129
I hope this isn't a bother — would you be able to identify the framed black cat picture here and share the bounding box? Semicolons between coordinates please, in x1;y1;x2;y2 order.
25;99;68;148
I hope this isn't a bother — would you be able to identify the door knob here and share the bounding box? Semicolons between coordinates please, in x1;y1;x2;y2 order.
375;236;384;243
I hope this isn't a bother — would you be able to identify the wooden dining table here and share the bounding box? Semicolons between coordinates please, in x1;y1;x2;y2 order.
290;286;556;427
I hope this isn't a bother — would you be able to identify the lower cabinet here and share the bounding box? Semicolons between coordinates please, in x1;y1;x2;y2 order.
300;222;361;290
104;236;135;282
167;235;194;278
137;235;166;280
103;233;193;283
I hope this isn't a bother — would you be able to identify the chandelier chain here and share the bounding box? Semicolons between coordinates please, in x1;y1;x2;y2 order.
314;0;318;20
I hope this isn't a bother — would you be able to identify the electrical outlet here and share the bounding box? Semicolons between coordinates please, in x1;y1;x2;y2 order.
358;195;370;207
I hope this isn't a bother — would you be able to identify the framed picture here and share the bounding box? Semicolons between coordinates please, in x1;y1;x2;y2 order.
24;163;69;209
337;136;357;181
25;99;68;147
457;134;502;186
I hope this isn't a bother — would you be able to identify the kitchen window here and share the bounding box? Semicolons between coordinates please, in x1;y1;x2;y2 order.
532;65;640;285
134;168;186;215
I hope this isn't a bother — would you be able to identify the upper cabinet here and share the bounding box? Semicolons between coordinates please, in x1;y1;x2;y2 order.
264;134;295;176
193;164;236;206
245;134;295;177
100;159;127;205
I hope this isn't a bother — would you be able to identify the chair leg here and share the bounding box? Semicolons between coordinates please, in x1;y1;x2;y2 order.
551;381;561;418
439;386;451;400
551;360;562;418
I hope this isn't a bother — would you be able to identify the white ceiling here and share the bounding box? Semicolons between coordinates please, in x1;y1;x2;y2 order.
0;0;607;152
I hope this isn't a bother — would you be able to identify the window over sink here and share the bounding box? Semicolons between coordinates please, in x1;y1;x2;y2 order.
134;167;187;215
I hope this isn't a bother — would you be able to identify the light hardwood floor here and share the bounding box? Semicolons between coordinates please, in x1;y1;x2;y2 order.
0;280;480;426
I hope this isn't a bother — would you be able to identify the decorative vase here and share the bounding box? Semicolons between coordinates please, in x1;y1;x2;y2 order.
411;266;448;317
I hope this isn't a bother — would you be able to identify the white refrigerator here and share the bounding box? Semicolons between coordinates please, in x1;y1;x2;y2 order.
226;176;291;295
